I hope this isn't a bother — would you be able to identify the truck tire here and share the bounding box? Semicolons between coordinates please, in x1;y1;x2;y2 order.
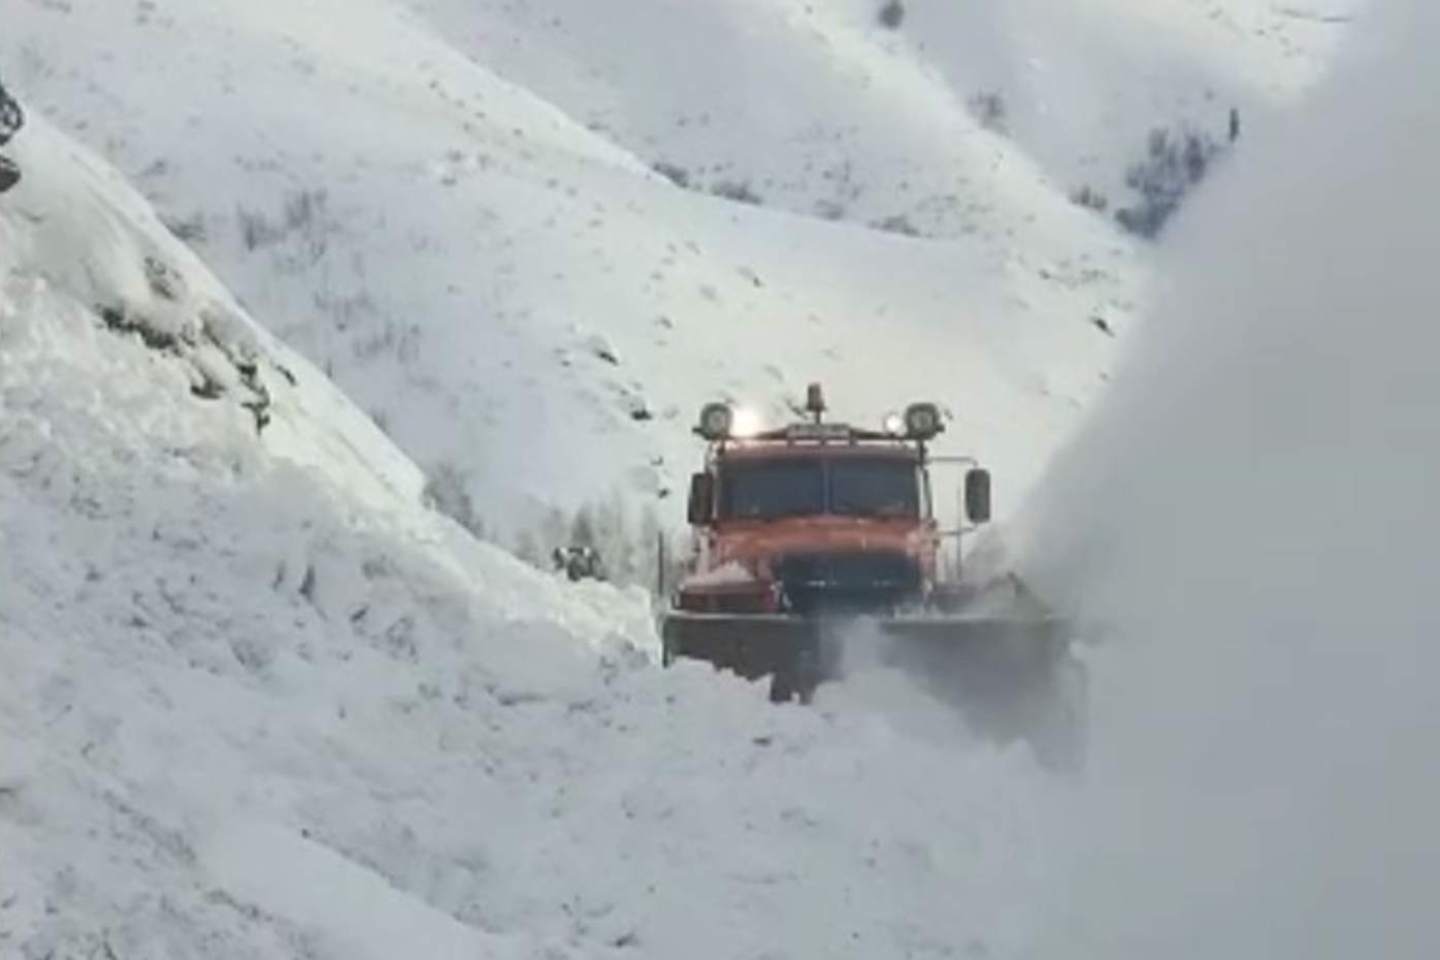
769;642;820;704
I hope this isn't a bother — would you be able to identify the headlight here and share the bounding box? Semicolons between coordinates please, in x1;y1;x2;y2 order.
730;407;764;439
904;402;943;439
697;402;734;439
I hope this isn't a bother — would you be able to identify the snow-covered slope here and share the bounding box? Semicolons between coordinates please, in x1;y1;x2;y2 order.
1;110;1061;959
843;0;1363;199
0;3;1382;957
415;0;1360;224
0;0;1163;541
0;108;630;954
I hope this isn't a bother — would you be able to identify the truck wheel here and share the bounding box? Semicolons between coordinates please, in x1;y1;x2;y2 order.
768;670;796;703
770;649;818;705
794;647;820;705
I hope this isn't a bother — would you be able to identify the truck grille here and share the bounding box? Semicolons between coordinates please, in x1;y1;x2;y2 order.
773;551;922;615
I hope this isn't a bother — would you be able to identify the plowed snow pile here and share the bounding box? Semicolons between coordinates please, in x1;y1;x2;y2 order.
1;113;1058;959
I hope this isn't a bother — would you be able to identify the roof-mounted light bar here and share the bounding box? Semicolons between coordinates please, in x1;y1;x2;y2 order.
694;392;945;443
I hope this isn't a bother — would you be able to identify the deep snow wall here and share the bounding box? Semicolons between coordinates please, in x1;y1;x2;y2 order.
1018;2;1440;956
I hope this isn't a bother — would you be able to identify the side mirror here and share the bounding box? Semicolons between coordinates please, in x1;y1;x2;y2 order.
964;468;991;524
687;473;715;525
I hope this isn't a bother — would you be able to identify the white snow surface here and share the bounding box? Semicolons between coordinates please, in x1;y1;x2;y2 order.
682;559;759;588
417;0;1362;224
0;0;1362;534
1;112;1060;958
0;4;1381;958
0;0;1250;531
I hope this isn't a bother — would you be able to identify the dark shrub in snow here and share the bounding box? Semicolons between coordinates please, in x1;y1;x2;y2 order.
423;462;486;539
652;161;690;188
967;91;1008;134
0;72;24;193
709;180;763;206
1115;126;1225;239
1070;185;1109;213
871;214;922;237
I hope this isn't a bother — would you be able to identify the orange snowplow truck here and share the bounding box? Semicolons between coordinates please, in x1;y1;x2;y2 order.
662;385;1084;764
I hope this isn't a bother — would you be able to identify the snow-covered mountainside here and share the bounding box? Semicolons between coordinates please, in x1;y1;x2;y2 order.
0;0;1359;541
0;0;1201;540
2;108;1063;960
417;0;1357;229
0;3;1378;957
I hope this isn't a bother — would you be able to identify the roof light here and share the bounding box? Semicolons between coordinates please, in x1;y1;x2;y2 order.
730;407;764;439
804;383;827;420
882;412;904;436
696;402;734;440
904;402;944;440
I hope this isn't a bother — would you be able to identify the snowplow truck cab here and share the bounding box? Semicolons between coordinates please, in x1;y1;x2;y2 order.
661;385;1084;765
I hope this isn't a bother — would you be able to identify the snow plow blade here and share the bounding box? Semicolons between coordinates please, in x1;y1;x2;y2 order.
662;612;1065;677
661;611;1085;767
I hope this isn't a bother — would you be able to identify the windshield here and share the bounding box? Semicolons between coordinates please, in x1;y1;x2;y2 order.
720;459;826;520
718;457;921;520
830;459;921;518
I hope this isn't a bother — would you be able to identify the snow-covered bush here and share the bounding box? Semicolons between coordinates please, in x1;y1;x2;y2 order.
968;91;1008;134
871;213;922;237
708;179;763;205
162;210;208;244
1069;185;1109;213
422;460;487;539
1114;126;1224;238
651;160;690;188
235;188;334;265
511;493;684;596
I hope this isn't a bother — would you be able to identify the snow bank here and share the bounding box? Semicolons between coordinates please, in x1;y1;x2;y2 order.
2;111;423;516
204;822;511;960
0;106;638;956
